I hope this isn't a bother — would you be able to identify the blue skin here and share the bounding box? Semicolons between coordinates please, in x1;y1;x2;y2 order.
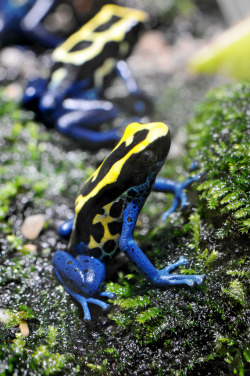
0;0;64;47
55;168;204;320
22;61;152;149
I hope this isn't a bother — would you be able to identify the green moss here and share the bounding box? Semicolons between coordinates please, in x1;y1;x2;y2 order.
221;279;246;307
188;82;250;235
0;336;71;376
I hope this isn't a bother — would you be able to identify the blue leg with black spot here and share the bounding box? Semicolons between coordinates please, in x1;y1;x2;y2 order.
52;251;115;320
153;170;202;221
119;202;205;287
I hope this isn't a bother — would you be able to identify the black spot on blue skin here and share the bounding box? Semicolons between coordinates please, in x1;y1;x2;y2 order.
84;269;89;274
103;240;116;253
66;268;68;271
74;268;78;272
84;259;89;263
110;199;123;218
108;221;122;235
127;216;132;223
67;260;73;265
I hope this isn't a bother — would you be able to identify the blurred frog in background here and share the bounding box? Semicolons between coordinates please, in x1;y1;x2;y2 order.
22;4;153;149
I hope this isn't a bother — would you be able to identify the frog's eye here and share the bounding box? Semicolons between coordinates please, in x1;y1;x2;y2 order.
140;150;156;167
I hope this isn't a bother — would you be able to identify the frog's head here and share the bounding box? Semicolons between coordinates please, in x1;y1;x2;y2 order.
116;122;171;194
76;122;171;214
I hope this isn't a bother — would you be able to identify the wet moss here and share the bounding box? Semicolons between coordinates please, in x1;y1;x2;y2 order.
187;82;250;234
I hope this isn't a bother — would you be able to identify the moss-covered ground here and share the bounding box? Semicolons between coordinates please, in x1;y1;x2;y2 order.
0;81;249;375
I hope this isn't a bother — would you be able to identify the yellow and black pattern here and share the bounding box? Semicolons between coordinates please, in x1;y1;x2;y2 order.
69;122;170;261
51;4;148;90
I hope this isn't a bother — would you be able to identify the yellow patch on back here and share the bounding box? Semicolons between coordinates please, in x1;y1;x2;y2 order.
94;58;116;88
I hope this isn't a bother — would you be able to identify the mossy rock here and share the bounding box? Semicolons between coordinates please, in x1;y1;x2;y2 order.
188;81;250;235
0;83;249;375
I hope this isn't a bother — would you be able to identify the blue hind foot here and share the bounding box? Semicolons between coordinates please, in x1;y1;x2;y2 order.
52;251;115;321
73;293;115;321
154;256;205;287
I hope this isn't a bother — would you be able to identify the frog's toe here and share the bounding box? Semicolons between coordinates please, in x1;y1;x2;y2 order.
99;291;116;299
87;298;110;311
185;279;196;287
81;300;92;321
195;274;206;285
178;256;189;265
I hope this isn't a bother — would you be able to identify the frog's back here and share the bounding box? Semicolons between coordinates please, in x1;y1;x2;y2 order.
52;5;148;90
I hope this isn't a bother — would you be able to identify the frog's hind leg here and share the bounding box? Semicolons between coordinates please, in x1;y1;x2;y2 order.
55;99;121;149
52;251;115;320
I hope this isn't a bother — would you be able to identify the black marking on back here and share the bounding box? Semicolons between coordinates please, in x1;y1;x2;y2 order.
68;40;93;53
110;199;124;218
93;15;121;32
103;240;116;253
108;221;123;236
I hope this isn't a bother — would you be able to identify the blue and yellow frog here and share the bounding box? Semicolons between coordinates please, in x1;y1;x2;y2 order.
53;121;205;321
0;0;66;47
22;5;152;149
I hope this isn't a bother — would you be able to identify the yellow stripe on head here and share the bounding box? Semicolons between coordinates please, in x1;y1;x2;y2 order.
75;122;169;215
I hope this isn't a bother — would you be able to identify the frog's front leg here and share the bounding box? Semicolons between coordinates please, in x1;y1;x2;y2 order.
52;251;115;320
115;60;153;116
119;202;205;287
153;172;201;221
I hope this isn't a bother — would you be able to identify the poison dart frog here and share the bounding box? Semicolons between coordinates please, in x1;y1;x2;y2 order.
22;4;152;149
53;122;205;321
0;0;65;47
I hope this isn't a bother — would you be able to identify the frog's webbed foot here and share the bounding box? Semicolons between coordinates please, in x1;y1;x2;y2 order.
74;295;114;321
154;167;202;221
53;251;114;321
154;256;205;287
